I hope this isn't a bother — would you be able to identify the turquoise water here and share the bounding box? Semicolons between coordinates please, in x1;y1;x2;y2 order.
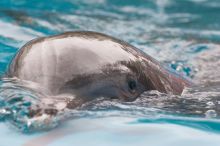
1;0;220;145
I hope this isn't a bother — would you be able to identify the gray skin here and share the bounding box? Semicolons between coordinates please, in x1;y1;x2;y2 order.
6;31;192;110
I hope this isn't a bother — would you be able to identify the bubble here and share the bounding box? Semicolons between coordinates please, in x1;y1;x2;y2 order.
206;101;215;108
205;110;217;118
0;108;11;120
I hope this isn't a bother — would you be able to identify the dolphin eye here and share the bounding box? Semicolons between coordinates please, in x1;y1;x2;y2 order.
128;79;137;93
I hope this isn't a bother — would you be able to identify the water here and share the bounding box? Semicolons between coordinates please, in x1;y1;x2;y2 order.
0;0;220;145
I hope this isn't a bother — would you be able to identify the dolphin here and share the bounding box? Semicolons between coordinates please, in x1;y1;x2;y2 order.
6;31;192;110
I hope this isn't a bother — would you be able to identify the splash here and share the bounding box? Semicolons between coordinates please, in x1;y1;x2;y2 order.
0;76;220;133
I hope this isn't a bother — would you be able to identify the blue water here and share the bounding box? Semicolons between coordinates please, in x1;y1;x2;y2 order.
1;0;220;145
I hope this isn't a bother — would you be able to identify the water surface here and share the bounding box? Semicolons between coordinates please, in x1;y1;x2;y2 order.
1;0;220;145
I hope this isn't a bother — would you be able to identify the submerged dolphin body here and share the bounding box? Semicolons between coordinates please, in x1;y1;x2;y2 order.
5;31;191;111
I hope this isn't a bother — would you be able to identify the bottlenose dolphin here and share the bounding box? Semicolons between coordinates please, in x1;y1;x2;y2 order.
6;31;192;110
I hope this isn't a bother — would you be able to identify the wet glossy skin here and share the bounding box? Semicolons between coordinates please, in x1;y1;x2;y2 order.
6;31;191;107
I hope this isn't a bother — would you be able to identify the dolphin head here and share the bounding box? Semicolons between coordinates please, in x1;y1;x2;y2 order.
6;31;191;109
